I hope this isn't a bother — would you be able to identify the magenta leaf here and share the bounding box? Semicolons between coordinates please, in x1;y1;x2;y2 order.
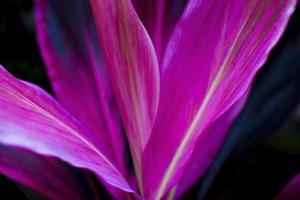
133;0;187;63
35;0;126;173
0;144;100;199
90;0;160;192
0;66;133;193
142;0;297;199
0;0;297;199
274;173;300;200
175;93;249;197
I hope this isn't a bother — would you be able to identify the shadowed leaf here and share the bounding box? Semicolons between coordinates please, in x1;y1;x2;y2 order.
197;6;300;199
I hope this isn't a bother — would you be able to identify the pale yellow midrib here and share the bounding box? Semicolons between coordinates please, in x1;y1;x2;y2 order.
154;2;254;199
154;67;223;200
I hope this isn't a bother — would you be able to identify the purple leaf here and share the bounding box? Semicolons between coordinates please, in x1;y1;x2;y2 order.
142;0;297;199
0;66;133;193
175;93;248;197
0;144;97;199
35;0;126;174
133;0;187;63
90;0;160;192
274;173;300;200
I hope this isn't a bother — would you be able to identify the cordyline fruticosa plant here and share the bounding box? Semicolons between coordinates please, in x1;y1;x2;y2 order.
0;0;298;199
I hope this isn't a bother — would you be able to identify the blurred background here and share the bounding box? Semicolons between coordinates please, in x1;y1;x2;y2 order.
0;0;299;199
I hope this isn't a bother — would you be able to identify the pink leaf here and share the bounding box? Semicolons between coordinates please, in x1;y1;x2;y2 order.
133;0;187;63
0;66;133;194
0;144;99;200
142;0;297;199
35;0;126;174
90;0;160;191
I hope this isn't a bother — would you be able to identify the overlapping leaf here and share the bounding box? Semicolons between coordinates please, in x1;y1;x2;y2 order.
90;0;160;190
0;66;133;194
133;0;186;63
197;10;300;198
35;0;125;171
142;1;297;199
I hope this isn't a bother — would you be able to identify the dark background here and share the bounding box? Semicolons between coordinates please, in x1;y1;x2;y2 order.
0;0;299;199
